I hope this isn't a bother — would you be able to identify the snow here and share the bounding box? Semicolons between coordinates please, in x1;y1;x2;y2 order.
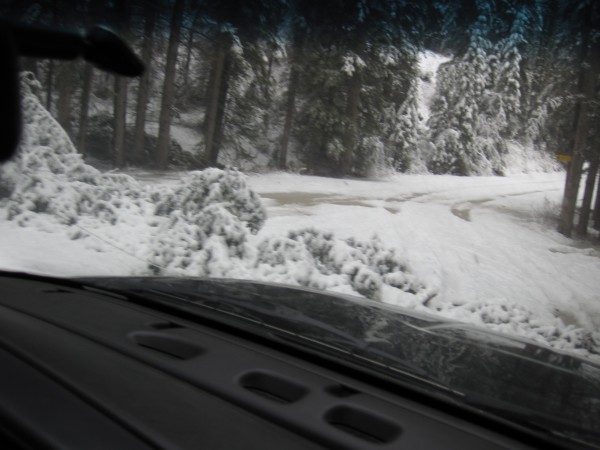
248;172;600;356
416;50;451;123
3;159;599;358
145;121;203;154
342;54;367;76
2;66;599;361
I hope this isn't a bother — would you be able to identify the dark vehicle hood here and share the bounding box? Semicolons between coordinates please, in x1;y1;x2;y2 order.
81;276;600;439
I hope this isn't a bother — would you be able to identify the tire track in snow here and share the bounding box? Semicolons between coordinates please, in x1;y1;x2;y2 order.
448;188;562;222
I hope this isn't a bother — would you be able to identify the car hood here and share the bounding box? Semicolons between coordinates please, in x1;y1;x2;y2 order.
81;276;600;436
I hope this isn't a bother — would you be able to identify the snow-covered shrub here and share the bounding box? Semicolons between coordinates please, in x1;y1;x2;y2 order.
460;300;600;356
148;169;266;275
148;204;251;276
411;296;600;358
1;74;147;227
154;168;266;233
254;229;427;301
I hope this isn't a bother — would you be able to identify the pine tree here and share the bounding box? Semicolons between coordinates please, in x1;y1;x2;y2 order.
428;0;535;175
111;0;129;168
292;0;421;176
428;8;493;175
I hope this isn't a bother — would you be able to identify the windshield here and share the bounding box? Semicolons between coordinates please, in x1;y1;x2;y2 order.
1;0;599;438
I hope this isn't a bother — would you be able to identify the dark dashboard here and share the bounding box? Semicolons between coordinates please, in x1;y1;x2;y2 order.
0;273;579;450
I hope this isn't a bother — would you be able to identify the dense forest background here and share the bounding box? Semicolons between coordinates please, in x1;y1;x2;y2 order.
2;0;600;226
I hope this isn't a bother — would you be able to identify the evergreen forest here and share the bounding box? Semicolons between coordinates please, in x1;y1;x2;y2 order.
3;0;600;234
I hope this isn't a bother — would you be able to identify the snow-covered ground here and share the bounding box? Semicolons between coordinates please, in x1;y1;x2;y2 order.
250;172;600;334
2;165;599;358
3;64;598;360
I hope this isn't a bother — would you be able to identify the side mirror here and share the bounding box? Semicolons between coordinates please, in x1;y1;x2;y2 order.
84;26;145;77
0;22;144;162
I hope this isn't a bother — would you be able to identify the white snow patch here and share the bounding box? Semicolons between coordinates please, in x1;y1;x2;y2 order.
416;51;451;123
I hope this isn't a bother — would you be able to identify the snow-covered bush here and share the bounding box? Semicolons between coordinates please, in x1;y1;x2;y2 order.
1;74;146;227
453;300;600;356
254;229;428;301
154;168;266;233
148;169;267;275
2;76;265;249
148;204;251;276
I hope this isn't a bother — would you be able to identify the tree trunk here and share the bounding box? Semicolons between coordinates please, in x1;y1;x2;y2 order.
156;0;185;169
113;77;127;168
558;101;590;237
77;64;93;155
341;70;361;175
212;56;231;160
203;32;231;166
263;51;274;134
558;6;598;237
133;11;156;164
182;27;195;92
111;0;129;168
279;53;299;169
576;148;600;235
593;171;600;231
56;62;73;135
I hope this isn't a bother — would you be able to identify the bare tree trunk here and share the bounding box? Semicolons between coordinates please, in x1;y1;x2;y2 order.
203;32;231;166
576;148;600;235
182;27;194;92
156;0;185;169
558;103;590;237
78;64;93;154
593;172;600;231
558;6;598;237
212;56;231;160
341;70;361;175
111;0;129;168
262;49;275;134
113;77;127;168
56;62;73;135
45;60;54;112
133;11;156;164
279;53;299;169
